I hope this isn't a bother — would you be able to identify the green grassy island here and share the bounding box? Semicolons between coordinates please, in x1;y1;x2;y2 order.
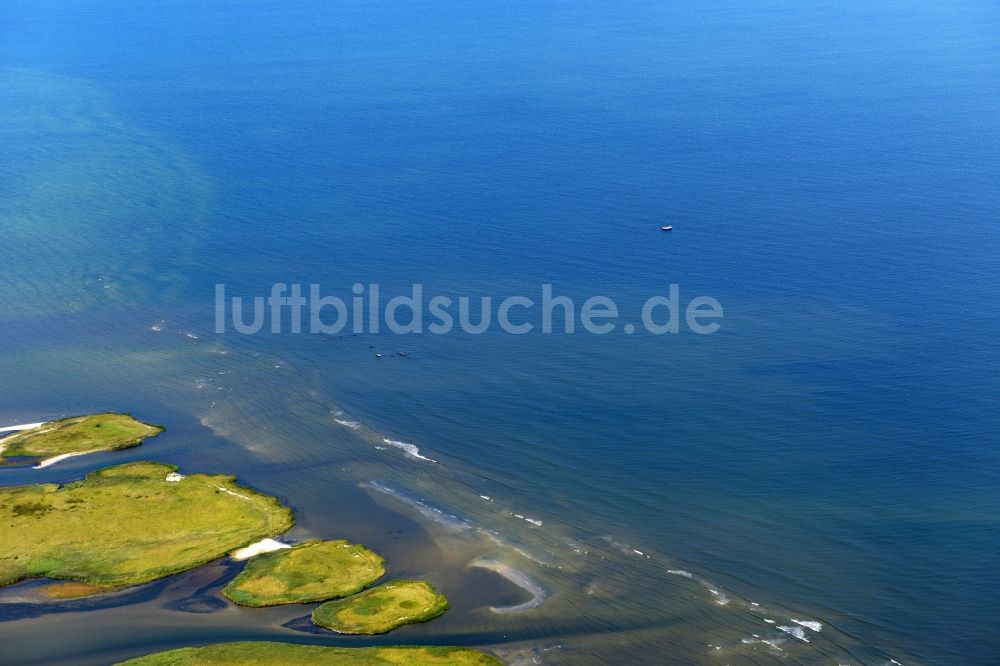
118;641;502;665
0;413;163;462
223;539;385;606
0;461;293;587
312;580;450;634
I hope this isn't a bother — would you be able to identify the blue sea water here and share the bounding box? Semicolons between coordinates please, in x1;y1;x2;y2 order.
2;0;999;663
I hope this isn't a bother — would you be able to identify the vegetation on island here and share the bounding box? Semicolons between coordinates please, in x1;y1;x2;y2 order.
40;581;119;599
0;461;293;587
3;414;460;646
312;580;450;634
117;641;501;665
0;413;163;460
223;539;385;607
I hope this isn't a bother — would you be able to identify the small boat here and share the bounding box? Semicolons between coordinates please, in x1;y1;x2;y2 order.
661;225;673;232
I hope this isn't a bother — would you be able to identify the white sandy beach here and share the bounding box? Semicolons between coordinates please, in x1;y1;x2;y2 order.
0;422;47;433
0;422;49;457
33;451;91;469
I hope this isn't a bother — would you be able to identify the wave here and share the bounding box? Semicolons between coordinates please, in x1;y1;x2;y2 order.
329;410;861;656
740;635;787;651
667;565;734;605
382;438;436;462
359;479;552;568
304;396;895;661
600;535;650;558
360;481;469;531
512;513;543;526
792;619;823;632
482;530;551;567
777;625;810;642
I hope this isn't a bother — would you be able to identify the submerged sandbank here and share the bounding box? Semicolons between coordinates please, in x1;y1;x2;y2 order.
469;558;546;613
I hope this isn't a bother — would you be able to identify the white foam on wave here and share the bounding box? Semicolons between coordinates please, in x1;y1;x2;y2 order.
664;565;735;606
740;634;788;652
742;636;784;651
511;513;543;526
791;619;823;632
382;438;436;462
334;419;361;430
706;586;731;605
777;625;810;642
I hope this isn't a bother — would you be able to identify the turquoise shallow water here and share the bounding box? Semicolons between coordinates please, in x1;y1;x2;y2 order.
2;1;1000;664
